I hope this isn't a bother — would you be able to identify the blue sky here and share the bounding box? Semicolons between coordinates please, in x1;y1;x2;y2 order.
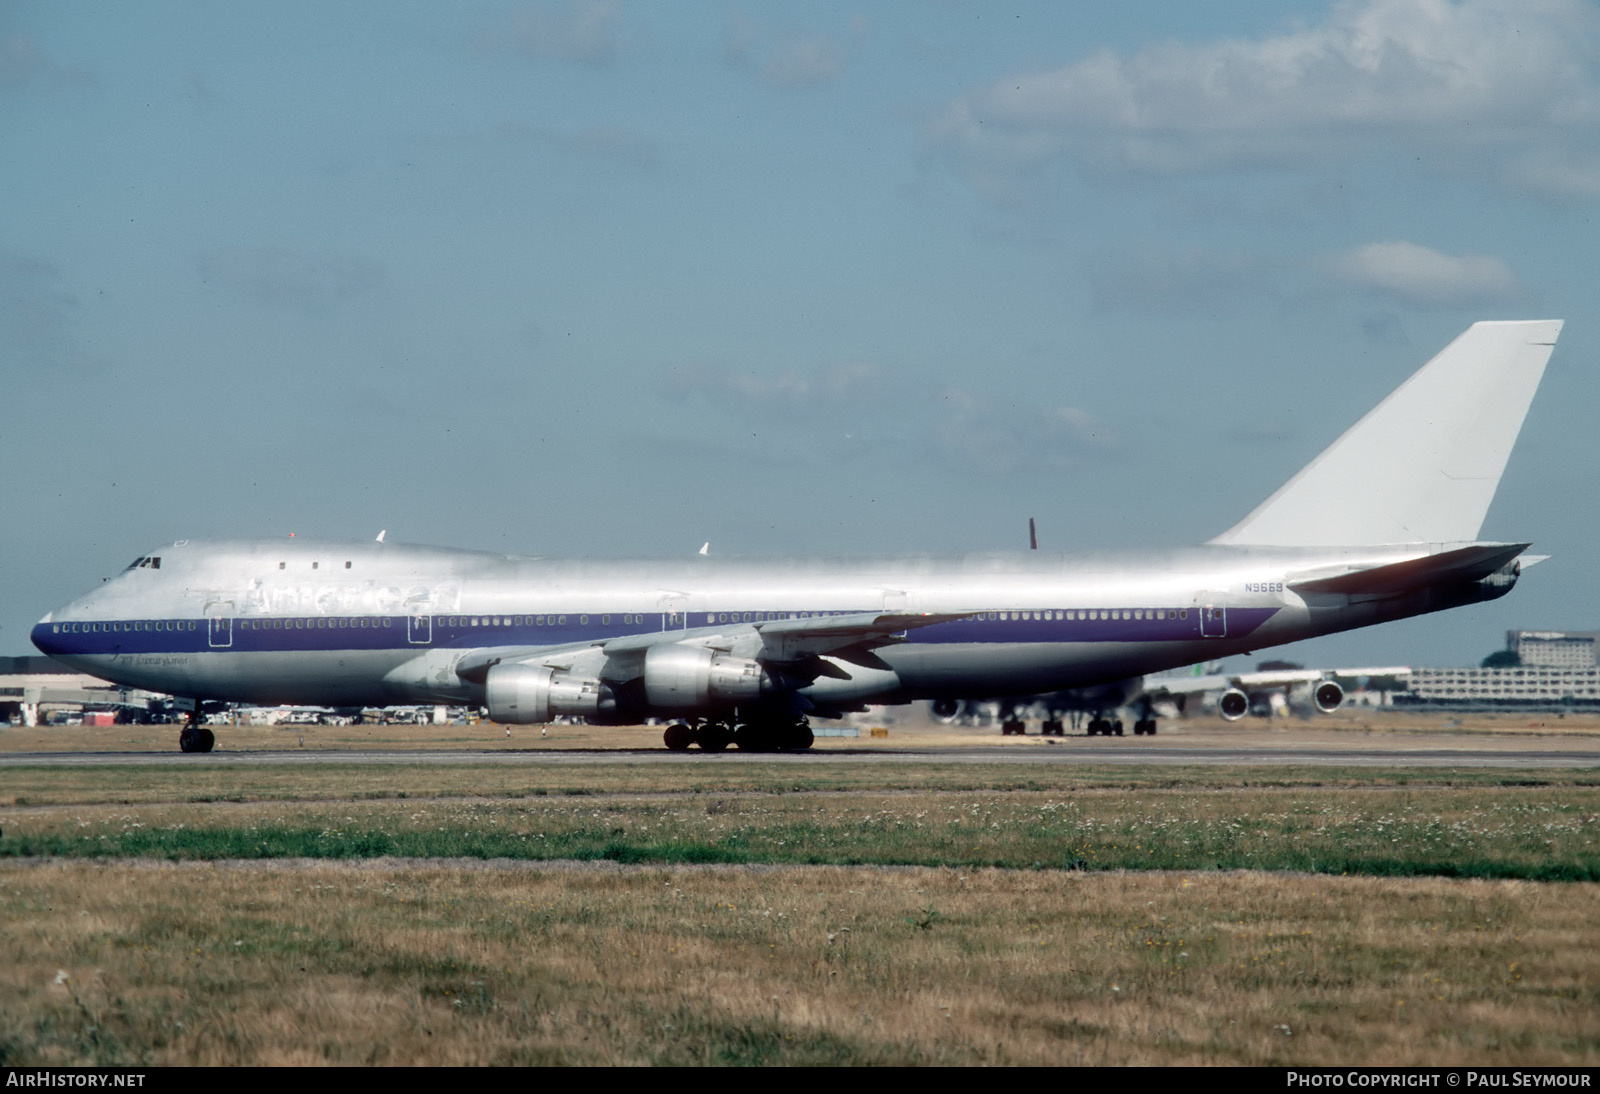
4;0;1598;671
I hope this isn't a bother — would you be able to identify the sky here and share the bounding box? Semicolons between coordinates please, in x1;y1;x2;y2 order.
4;0;1599;672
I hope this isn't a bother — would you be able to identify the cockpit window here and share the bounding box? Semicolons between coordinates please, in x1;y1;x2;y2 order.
121;557;162;572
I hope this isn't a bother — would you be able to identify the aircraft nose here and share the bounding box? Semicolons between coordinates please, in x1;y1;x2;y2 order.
31;614;62;656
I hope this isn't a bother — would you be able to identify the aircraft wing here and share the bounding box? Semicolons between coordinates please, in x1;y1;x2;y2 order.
1138;673;1233;698
752;611;973;660
1143;665;1408;699
454;611;974;685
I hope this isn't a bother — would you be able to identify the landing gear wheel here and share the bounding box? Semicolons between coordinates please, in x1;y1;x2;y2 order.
1042;719;1064;737
1112;720;1124;737
734;723;777;751
1088;718;1109;736
1135;718;1157;736
780;721;814;750
1001;718;1025;736
663;722;695;751
178;726;214;753
698;723;733;751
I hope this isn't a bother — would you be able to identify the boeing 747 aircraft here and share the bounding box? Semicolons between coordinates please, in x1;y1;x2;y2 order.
32;321;1562;752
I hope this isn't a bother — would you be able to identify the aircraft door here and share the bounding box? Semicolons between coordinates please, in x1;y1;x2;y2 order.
208;616;233;649
1199;593;1227;638
658;593;688;632
408;614;432;645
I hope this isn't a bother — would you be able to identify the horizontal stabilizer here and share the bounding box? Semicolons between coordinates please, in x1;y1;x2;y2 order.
1289;543;1528;597
1211;321;1561;546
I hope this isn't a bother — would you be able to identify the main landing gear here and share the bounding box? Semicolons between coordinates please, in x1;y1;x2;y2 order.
663;717;814;752
1004;711;1159;737
1003;716;1067;736
178;706;215;753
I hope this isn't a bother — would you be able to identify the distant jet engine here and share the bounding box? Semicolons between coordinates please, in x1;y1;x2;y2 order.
930;699;964;724
1313;679;1344;713
643;644;766;711
1218;688;1249;721
486;663;608;724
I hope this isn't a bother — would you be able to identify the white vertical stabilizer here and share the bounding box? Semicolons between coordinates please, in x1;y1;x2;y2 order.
1210;320;1562;547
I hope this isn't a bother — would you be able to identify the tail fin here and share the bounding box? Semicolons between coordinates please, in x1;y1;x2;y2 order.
1210;320;1561;547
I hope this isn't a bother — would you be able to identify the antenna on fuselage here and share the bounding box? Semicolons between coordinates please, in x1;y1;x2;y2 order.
376;530;387;543
1028;517;1037;550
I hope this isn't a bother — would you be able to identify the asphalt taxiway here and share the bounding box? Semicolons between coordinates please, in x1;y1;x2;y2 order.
3;743;1597;768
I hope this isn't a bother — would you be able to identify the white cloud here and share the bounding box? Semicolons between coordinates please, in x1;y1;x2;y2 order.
1089;250;1288;313
934;388;1115;474
0;250;102;375
656;361;885;413
198;246;382;314
1325;240;1522;306
763;36;846;88
0;34;95;94
495;1;621;67
930;0;1600;188
722;11;857;89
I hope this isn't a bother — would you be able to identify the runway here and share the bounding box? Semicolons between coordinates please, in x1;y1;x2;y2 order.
4;743;1598;768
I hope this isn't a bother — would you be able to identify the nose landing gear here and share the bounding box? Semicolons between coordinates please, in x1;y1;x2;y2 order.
178;705;215;753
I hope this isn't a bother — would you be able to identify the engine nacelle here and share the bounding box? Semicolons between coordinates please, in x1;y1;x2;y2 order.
643;644;766;711
929;699;964;724
485;663;605;724
1313;679;1344;714
1218;687;1249;721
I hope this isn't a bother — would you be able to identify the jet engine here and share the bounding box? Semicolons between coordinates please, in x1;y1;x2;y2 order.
643;644;766;711
1218;687;1249;721
1312;679;1344;713
929;699;964;724
486;663;608;724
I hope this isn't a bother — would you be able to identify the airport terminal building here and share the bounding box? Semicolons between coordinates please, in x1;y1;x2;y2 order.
0;655;164;726
1396;630;1600;708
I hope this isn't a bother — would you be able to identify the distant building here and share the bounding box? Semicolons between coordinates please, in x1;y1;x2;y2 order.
1398;665;1600;707
1508;630;1599;669
0;655;165;727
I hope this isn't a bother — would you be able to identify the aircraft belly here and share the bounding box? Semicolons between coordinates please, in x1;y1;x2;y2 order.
85;650;433;707
883;641;1250;698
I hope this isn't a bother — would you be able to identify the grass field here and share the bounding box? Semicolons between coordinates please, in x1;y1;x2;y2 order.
3;861;1595;1065
2;719;1597;1065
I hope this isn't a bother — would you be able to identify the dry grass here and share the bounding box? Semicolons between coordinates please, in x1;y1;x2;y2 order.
1;860;1594;1066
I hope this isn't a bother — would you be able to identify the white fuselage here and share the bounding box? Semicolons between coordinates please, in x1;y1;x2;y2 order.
31;537;1514;719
